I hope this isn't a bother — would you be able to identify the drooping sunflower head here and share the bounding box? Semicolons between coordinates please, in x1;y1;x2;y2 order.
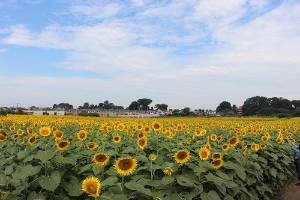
78;130;88;141
242;145;247;155
82;176;101;197
199;147;210;161
212;152;222;160
260;144;267;149
137;137;147;149
39;127;51;137
113;135;121;143
28;134;37;146
0;129;7;137
174;149;191;164
93;153;109;167
163;168;172;176
211;159;224;169
87;142;98;150
56;141;70;151
222;144;229;151
26;127;33;135
229;136;239;147
13;134;19;140
115;157;138;176
205;142;211;151
0;133;8;142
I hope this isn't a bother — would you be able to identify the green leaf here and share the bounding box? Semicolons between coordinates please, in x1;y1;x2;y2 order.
27;191;46;200
39;171;61;192
4;166;14;175
136;155;148;162
162;176;175;185
125;182;152;196
176;175;195;187
200;190;221;200
12;164;41;180
216;170;232;181
269;168;277;178
37;150;55;163
79;163;94;174
93;165;102;176
0;174;6;185
53;154;77;165
101;176;119;187
122;146;135;153
215;184;226;195
63;176;83;196
224;161;246;180
106;166;118;176
17;149;28;160
23;155;34;162
205;173;225;185
223;193;234;200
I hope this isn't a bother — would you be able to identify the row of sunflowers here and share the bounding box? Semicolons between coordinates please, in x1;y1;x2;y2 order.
0;115;300;199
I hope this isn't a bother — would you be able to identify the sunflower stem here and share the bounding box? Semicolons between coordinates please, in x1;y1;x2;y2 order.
101;166;104;181
121;175;125;194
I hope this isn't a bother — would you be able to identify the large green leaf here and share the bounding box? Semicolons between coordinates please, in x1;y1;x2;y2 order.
39;171;61;191
63;175;83;196
53;154;78;165
17;149;28;160
0;174;6;185
162;175;175;185
12;164;41;180
124;182;152;196
37;150;55;163
27;191;46;200
176;175;195;187
200;190;221;200
224;161;246;180
101;176;119;187
205;173;226;185
93;165;102;176
269;167;277;178
79;163;94;174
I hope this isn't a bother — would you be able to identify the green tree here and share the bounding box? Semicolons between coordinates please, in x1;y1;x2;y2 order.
128;101;139;110
83;102;90;109
154;104;168;111
137;98;152;110
292;100;300;108
293;107;300;117
242;96;269;116
216;101;232;112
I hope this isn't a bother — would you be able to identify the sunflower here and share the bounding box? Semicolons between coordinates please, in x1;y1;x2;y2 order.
137;137;147;150
93;153;110;167
117;123;125;131
39;127;51;137
210;134;217;141
21;137;28;144
149;154;157;161
82;176;101;197
136;124;143;131
28;134;38;146
17;129;23;135
211;159;224;169
13;134;19;140
9;126;15;132
0;133;8;142
177;124;183;131
115;157;138;176
144;126;151;133
78;130;88;141
55;137;61;144
56;141;70;151
27;127;34;135
228;136;239;147
152;122;161;131
138;132;146;139
251;142;257;150
242;146;247;155
212;152;222;160
113;135;121;143
260;144;267;149
199;147;210;161
87;142;98;150
174;149;191;164
205;142;211;151
163;168;172;176
0;129;7;137
222;144;229;151
53;130;63;138
200;130;207;136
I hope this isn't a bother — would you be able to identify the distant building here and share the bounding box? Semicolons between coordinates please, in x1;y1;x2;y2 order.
237;106;243;116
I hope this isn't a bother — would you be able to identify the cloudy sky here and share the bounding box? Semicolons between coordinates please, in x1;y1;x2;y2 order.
1;0;300;110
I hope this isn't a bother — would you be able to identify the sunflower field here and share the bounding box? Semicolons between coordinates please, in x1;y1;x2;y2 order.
0;115;300;200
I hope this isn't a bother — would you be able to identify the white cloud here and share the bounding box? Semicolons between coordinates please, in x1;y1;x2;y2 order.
0;48;9;52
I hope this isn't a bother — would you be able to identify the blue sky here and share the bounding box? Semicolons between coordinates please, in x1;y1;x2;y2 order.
1;0;300;110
